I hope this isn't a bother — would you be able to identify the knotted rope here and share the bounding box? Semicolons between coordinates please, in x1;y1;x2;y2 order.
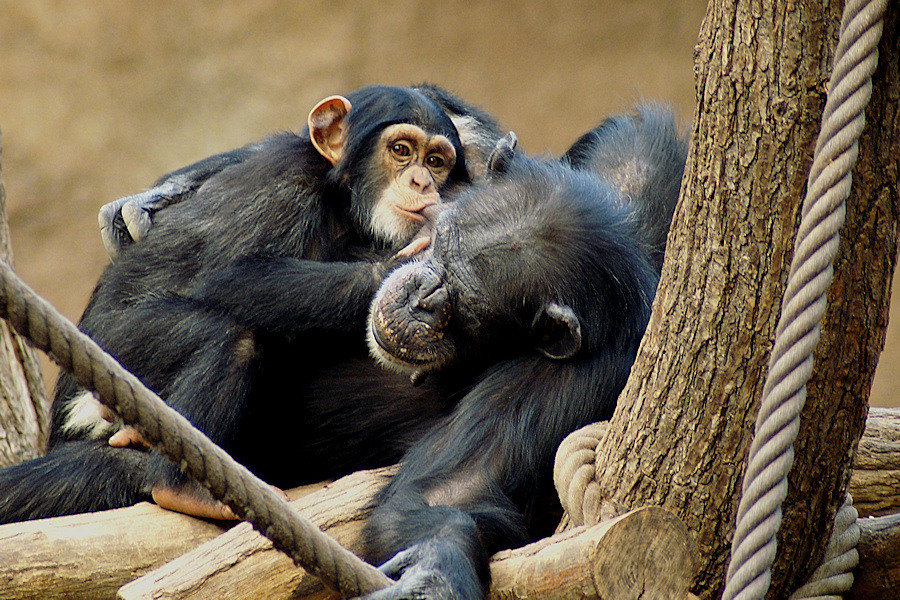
0;258;392;598
553;421;608;527
789;494;860;600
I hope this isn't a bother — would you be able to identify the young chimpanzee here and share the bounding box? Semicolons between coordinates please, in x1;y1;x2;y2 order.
362;106;686;599
99;83;504;259
0;84;498;522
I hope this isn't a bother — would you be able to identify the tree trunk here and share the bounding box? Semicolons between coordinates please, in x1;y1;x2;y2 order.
591;1;900;599
0;128;50;467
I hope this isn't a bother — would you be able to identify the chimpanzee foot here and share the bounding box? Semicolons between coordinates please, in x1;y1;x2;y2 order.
151;482;290;521
361;536;485;600
152;483;238;521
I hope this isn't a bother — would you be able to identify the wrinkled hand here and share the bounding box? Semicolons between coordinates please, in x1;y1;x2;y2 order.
98;189;172;260
358;536;485;600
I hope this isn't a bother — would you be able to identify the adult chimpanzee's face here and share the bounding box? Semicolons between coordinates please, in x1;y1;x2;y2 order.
366;158;594;378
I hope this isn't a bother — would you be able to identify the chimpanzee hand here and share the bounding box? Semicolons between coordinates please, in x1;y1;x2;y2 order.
385;202;447;268
361;535;486;600
98;189;174;260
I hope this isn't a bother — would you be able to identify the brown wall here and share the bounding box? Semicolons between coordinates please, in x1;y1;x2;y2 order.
1;1;896;406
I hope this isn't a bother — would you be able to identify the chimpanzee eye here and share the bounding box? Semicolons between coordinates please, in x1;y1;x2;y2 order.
426;155;446;169
391;142;412;158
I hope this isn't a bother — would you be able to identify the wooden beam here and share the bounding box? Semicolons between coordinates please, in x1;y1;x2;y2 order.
2;407;899;599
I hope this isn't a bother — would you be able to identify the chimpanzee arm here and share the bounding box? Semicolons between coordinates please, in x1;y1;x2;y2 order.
99;142;265;259
362;352;628;600
191;255;401;336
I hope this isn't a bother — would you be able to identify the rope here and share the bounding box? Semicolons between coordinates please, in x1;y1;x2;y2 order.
722;1;886;598
553;421;608;527
789;494;860;600
0;258;392;598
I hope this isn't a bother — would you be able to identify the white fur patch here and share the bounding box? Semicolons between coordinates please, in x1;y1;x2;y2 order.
60;391;121;439
370;192;417;248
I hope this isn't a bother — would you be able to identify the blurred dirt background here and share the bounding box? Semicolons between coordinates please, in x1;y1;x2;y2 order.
0;1;896;405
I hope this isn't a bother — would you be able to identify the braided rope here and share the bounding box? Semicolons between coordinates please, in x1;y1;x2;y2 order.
789;494;860;600
722;1;886;599
553;421;609;526
0;258;392;598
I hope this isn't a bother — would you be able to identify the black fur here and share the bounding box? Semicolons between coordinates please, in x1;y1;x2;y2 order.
0;101;686;600
0;84;485;523
362;106;686;599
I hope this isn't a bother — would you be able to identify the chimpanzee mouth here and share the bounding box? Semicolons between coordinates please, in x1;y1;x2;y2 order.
365;317;450;381
392;201;438;223
393;206;427;223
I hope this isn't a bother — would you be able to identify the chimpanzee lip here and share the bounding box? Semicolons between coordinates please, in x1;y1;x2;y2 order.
392;201;437;222
393;207;426;223
366;318;445;375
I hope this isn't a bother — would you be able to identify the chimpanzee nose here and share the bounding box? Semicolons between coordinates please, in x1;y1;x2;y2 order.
409;167;434;193
411;269;451;331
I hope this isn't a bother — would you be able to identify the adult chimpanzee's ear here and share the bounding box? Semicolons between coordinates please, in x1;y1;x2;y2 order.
308;95;353;165
532;302;582;360
486;131;518;179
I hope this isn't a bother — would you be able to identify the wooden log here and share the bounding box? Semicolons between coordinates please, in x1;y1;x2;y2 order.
1;407;898;599
849;407;900;517
118;466;393;600
0;127;50;468
847;513;900;600
122;494;696;600
487;506;697;600
0;481;325;600
0;502;226;600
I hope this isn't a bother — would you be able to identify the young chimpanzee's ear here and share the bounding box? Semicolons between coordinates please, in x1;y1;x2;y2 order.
308;95;353;165
486;131;518;179
532;301;582;360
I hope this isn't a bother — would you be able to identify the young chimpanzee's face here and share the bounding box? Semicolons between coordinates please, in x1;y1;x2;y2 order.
367;147;659;381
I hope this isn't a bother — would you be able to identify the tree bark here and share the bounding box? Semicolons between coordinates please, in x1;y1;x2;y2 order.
591;1;900;598
0;128;50;467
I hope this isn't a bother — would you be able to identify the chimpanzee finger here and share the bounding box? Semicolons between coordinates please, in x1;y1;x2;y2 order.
394;235;431;258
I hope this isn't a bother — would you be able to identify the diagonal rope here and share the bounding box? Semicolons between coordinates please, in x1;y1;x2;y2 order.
0;257;392;598
722;1;886;599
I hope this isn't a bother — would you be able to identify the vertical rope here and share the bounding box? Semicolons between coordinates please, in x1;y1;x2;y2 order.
721;1;886;599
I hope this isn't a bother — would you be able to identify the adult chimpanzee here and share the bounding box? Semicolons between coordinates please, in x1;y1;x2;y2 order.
0;99;687;600
361;106;685;599
0;84;500;522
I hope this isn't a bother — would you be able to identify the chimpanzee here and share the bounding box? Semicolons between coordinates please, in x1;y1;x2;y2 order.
361;106;685;599
99;82;504;258
0;84;500;522
0;100;687;600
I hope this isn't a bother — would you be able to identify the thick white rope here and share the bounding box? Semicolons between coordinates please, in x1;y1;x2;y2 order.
789;494;861;600
721;1;886;599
